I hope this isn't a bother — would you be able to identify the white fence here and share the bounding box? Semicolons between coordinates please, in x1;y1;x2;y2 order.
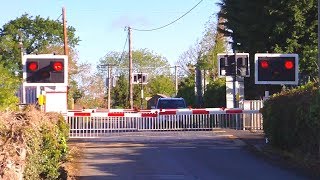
65;108;263;138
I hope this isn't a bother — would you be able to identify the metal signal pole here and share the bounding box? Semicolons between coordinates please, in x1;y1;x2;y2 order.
128;27;133;109
233;50;237;108
62;7;69;56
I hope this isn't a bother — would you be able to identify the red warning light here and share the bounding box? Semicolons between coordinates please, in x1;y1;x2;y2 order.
27;62;38;72
284;60;294;70
52;61;63;72
260;60;269;69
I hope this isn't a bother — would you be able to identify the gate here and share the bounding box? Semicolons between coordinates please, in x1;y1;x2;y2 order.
65;108;262;138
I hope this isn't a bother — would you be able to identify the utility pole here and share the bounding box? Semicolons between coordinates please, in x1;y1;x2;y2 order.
174;65;178;96
62;7;69;56
140;72;143;109
128;27;133;109
107;65;112;110
100;64;115;110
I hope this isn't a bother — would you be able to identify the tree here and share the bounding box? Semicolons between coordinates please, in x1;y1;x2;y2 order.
177;17;227;79
98;49;173;108
147;75;175;97
177;74;196;107
73;62;105;108
0;63;19;110
98;49;171;77
176;17;227;107
111;74;129;108
0;14;80;74
203;78;226;107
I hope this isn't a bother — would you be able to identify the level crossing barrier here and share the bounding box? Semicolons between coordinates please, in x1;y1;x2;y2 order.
65;108;262;138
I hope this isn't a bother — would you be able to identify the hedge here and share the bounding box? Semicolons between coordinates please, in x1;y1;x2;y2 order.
261;82;320;158
0;106;69;179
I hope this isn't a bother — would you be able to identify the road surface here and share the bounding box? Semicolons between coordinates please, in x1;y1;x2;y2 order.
73;131;308;180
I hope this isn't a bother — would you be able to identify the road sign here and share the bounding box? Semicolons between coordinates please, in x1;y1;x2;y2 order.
133;73;148;84
22;54;68;86
218;53;250;77
255;53;299;85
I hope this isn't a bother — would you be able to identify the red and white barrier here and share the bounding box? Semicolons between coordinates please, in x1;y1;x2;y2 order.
67;108;259;117
65;108;263;138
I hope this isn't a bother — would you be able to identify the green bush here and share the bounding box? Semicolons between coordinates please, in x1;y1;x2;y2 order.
0;62;20;111
25;111;69;180
261;82;320;157
204;78;226;108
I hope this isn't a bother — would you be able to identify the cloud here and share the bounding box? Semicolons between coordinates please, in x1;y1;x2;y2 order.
111;15;151;29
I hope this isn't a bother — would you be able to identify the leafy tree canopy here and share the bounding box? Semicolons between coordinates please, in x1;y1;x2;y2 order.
148;75;175;97
98;48;171;78
99;49;175;108
0;14;80;74
0;62;19;110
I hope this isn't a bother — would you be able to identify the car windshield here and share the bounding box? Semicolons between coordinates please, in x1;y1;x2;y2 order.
157;99;186;109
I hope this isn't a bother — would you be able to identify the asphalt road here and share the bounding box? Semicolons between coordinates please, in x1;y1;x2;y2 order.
74;131;308;180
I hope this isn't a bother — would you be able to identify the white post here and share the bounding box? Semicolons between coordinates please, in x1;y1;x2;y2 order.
264;91;270;100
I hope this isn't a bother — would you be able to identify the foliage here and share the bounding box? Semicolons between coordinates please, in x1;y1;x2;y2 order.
261;82;320;157
111;74;129;108
98;49;173;109
0;62;20;110
217;0;318;99
73;62;105;108
176;17;227;107
177;18;227;79
147;75;175;97
98;49;171;78
203;78;226;107
0;107;69;179
0;14;80;74
177;74;196;107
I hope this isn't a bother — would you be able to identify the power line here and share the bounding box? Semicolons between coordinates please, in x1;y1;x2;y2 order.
131;0;204;32
118;32;128;62
56;14;62;22
99;33;128;68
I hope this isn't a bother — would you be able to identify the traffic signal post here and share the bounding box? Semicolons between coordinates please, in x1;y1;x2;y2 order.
133;72;148;109
218;53;249;108
22;54;69;113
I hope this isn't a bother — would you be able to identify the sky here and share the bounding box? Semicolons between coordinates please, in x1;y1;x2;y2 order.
0;0;220;66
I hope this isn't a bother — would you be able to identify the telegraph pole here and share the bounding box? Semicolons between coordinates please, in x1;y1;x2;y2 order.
174;65;178;96
140;72;143;109
128;27;133;109
62;7;69;55
107;65;112;110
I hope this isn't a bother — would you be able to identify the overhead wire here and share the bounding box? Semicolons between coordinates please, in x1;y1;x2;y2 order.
118;33;128;62
99;34;128;70
56;14;62;22
131;0;204;32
